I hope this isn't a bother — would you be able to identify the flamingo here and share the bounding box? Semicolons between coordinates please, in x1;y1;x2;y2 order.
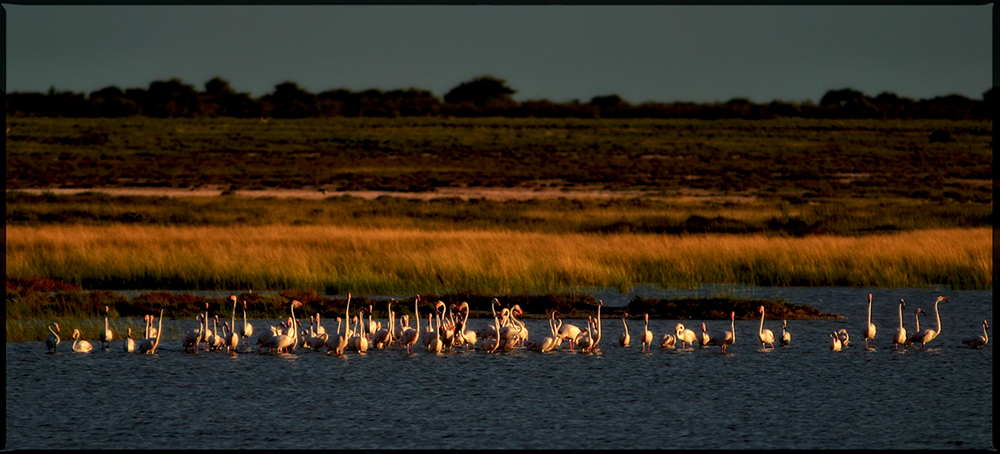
576;316;596;352
962;320;989;349
660;333;676;349
707;311;736;353
639;313;654;352
315;312;327;337
372;301;394;349
756;306;775;349
183;314;203;353
862;294;876;349
146;314;158;340
481;299;502;353
264;301;302;353
223;322;240;354
454;302;477;350
529;310;561;353
355;310;369;353
140;309;165;355
475;299;504;340
697;323;710;348
557;319;582;350
123;328;136;353
837;329;850;349
892;299;907;350
326;317;349;355
239;299;254;351
780;320;791;346
585;300;603;352
509;304;529;347
225;296;240;354
400;295;421;354
209;315;224;351
906;308;929;343
71;328;94;352
675;323;697;349
198;303;212;351
255;322;280;352
44;322;61;353
99;306;113;350
829;332;842;351
906;296;947;350
619;313;631;348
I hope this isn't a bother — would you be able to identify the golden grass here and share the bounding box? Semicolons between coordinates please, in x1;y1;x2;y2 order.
6;225;992;292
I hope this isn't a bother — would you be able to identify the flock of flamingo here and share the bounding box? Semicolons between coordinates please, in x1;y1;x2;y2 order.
43;293;989;355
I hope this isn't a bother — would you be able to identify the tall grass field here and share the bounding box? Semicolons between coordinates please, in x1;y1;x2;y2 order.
6;225;991;293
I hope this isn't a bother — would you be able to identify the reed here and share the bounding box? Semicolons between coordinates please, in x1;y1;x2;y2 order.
6;225;992;293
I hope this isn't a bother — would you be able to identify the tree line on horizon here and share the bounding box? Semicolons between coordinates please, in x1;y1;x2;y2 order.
5;76;994;120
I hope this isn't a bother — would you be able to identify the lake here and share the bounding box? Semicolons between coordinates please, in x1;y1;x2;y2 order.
5;285;992;449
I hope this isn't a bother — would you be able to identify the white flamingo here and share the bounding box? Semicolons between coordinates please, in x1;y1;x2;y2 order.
619;313;631;348
862;294;876;349
962;320;989;349
139;309;165;355
707;311;736;353
639;313;654;352
697;323;710;348
45;322;61;353
829;332;842;351
183;314;204;353
675;323;697;349
529;310;561;353
892;299;907;350
837;329;850;348
660;333;676;349
123;328;135;353
400;296;421;354
589;301;603;351
326;317;349;355
557;319;582;350
454;302;478;350
99;306;113;350
239;299;254;351
71;328;94;353
481;300;502;353
758;306;776;349
225;296;240;354
780;320;791;346
906;296;947;350
576;317;596;352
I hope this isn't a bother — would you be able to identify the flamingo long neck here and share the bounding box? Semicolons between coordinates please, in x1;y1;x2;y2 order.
914;311;921;332
759;309;765;336
867;296;873;325
730;314;736;341
231;299;237;333
983;323;989;343
898;302;904;330
49;324;58;337
593;305;602;344
932;299;942;335
622;315;629;335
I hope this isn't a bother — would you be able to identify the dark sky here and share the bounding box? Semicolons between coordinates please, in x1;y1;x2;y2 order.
4;4;993;104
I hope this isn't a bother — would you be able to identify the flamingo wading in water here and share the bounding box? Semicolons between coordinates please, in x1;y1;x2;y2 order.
905;296;947;350
962;321;989;349
892;299;907;350
862;294;876;349
707;312;736;353
45;322;60;353
758;306;775;349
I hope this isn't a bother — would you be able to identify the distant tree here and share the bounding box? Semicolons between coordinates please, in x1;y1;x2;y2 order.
317;89;357;116
199;77;257;117
385;89;442;116
589;95;630;118
259;82;317;118
443;76;516;106
142;78;200;117
819;88;877;118
89;86;139;117
763;100;801;118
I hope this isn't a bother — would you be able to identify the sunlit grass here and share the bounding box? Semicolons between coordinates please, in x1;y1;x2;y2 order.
6;225;991;293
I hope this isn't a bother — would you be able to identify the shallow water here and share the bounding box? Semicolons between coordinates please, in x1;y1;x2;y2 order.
6;286;992;449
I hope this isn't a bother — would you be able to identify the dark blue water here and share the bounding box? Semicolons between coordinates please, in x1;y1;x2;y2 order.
6;286;992;449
